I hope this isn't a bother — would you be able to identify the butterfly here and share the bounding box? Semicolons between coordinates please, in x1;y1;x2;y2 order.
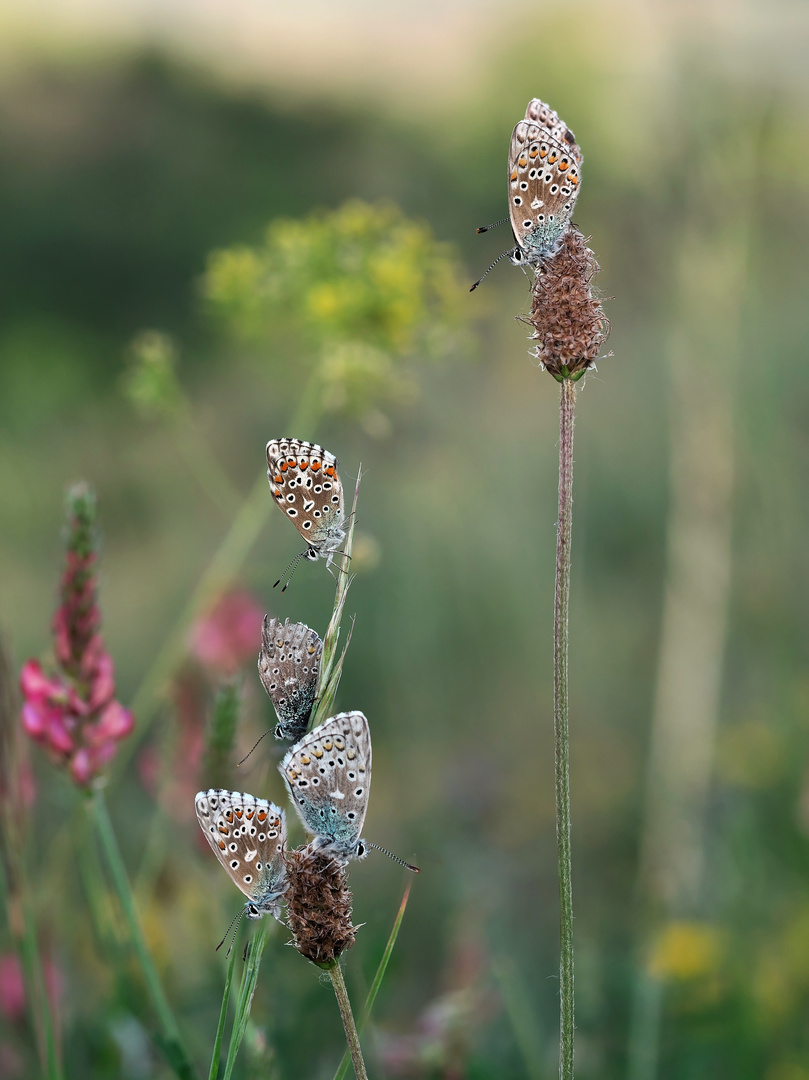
266;438;346;588
258;616;323;741
279;712;371;861
471;99;583;290
195;789;288;922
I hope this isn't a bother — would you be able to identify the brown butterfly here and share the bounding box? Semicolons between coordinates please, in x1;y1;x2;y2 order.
266;438;346;589
472;99;583;290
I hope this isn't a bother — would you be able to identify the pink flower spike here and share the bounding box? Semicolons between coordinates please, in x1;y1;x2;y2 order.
21;701;47;740
191;590;264;674
88;651;116;710
91;700;134;743
20;660;66;706
0;953;26;1023
52;609;73;665
70;749;93;786
46;712;75;754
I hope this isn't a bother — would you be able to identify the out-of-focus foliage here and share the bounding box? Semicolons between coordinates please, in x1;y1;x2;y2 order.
123;332;184;420
1;4;809;1077
204;200;470;421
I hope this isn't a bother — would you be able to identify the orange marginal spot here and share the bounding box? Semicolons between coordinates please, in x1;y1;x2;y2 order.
218;839;226;850
301;754;311;765
540;147;548;158
245;808;254;819
558;161;569;170
225;810;234;822
235;808;243;818
548;151;558;163
299;459;308;469
311;460;321;471
274;474;282;483
529;148;539;158
518;157;527;167
313;747;324;758
257;809;267;821
510;169;518;181
279;461;287;471
218;823;228;834
569;176;578;185
288;458;297;468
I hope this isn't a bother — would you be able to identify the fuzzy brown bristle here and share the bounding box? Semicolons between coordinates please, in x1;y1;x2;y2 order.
520;226;609;381
284;844;357;965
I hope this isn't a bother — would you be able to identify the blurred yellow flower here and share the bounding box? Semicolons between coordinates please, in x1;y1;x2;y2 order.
202;199;470;423
647;921;723;981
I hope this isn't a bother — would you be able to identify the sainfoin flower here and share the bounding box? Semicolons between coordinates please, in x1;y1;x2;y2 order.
190;589;264;675
20;483;134;786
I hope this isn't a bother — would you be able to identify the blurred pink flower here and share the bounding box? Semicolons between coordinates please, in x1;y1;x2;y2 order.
191;590;264;675
0;954;25;1023
20;484;135;787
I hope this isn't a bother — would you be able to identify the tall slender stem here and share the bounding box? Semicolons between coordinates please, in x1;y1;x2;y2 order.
89;787;198;1080
554;377;576;1080
326;961;368;1080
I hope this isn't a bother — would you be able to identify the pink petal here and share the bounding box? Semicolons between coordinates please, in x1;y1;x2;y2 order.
19;661;65;707
69;749;93;785
0;953;26;1023
87;700;134;744
21;701;47;739
46;713;75;754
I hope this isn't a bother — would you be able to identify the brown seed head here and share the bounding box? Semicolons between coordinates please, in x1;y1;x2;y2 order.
520;226;609;381
284;843;357;965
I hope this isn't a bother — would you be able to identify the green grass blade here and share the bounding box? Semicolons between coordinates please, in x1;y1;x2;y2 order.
208;938;239;1080
222;922;269;1080
332;881;412;1080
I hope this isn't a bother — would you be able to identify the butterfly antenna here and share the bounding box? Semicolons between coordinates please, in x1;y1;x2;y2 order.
215;907;246;955
274;549;308;592
367;842;421;873
470;247;517;292
237;728;270;768
476;217;509;234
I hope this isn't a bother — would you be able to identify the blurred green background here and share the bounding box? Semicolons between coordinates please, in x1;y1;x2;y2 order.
1;1;809;1077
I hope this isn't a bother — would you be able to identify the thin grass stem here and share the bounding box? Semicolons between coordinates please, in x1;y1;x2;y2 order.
116;374;326;770
312;465;361;727
88;786;198;1080
493;956;545;1080
325;960;368;1080
332;881;413;1080
208;937;239;1080
554;378;576;1080
221;922;270;1080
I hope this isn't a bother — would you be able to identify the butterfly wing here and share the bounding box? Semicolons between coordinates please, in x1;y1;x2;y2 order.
258;616;323;741
279;712;371;859
195;790;287;914
266;438;346;558
508;100;583;262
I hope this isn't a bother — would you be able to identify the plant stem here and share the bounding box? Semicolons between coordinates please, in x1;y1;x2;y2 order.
116;374;326;772
88;787;198;1080
314;465;361;727
554;377;576;1080
326;961;368;1080
221;922;269;1080
208;935;238;1080
333;881;412;1080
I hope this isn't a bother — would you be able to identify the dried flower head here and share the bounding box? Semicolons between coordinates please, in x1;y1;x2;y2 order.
284;843;357;965
521;226;609;381
20;483;134;786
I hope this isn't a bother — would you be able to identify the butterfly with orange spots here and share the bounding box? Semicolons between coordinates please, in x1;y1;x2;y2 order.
508;98;582;265
472;99;583;290
266;438;346;589
195;789;287;923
